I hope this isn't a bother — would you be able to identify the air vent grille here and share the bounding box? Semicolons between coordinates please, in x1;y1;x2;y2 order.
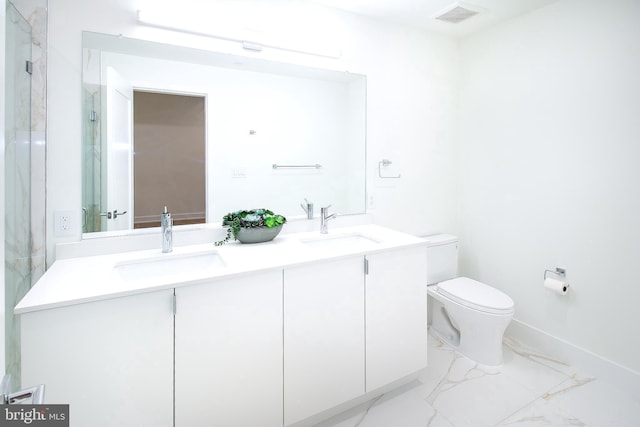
435;4;480;24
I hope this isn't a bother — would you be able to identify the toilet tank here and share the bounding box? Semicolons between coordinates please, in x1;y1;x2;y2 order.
424;234;459;285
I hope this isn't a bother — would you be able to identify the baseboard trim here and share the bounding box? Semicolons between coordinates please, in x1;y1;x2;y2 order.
287;369;425;427
506;319;640;398
134;211;205;223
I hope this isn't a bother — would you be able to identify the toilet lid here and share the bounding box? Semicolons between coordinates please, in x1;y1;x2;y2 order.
437;277;514;314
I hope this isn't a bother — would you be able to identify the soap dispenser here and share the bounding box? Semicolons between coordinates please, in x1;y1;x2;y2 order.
161;206;173;253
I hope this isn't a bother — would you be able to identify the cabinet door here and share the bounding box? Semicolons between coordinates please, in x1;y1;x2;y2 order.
365;246;428;391
21;289;174;427
174;270;283;427
284;257;365;426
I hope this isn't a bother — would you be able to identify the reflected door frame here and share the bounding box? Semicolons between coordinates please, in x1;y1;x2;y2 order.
104;66;133;231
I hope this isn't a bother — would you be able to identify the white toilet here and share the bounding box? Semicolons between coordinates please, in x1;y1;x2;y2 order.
426;234;514;366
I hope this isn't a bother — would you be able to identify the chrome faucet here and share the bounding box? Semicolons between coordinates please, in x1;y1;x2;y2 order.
300;198;314;219
161;206;173;253
320;205;337;234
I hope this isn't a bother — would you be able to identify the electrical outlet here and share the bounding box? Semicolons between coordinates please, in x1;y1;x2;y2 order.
54;210;75;236
61;215;70;230
367;193;376;209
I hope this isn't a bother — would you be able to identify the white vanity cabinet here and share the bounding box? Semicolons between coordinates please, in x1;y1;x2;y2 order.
283;246;428;425
284;256;366;425
174;270;283;427
365;246;428;391
17;225;428;427
22;271;284;427
21;289;175;427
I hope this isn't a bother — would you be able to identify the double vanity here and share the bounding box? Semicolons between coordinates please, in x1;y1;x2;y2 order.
16;224;428;427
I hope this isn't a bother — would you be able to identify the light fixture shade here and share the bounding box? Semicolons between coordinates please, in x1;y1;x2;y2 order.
136;9;341;59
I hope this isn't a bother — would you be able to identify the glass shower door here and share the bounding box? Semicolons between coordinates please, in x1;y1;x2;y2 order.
4;0;32;388
82;46;105;233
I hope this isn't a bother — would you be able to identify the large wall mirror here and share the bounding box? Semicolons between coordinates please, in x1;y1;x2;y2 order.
81;31;367;235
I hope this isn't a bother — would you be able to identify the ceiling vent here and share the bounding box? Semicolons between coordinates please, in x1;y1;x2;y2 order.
435;3;482;24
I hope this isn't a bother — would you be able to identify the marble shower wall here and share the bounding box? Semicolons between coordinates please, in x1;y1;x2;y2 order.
5;0;47;387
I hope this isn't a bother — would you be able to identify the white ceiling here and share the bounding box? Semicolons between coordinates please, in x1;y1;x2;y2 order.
311;0;560;37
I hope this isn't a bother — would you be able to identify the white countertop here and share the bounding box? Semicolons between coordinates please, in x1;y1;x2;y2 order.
16;225;427;314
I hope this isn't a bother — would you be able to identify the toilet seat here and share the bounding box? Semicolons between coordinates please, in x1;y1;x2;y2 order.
436;277;514;315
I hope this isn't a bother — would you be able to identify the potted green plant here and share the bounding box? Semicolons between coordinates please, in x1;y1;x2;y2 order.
214;208;287;246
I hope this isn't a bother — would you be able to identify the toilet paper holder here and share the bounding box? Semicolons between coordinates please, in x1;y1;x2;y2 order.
544;267;566;280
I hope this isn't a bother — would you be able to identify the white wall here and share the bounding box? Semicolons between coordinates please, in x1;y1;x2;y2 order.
456;0;640;373
31;0;640;385
47;0;459;261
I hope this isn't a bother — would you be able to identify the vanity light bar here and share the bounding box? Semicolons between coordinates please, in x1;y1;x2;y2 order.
136;10;341;59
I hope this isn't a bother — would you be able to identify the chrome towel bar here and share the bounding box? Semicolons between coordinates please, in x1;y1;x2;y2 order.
272;164;322;169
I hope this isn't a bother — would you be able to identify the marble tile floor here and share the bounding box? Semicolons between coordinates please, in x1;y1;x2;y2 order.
316;332;640;427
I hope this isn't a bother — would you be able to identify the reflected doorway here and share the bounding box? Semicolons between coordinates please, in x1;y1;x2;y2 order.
133;91;206;228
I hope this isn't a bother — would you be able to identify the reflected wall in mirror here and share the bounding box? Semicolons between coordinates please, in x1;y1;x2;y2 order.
82;32;367;235
133;91;206;228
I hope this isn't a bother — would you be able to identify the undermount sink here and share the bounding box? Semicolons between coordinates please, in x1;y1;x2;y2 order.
114;250;226;281
300;233;380;249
